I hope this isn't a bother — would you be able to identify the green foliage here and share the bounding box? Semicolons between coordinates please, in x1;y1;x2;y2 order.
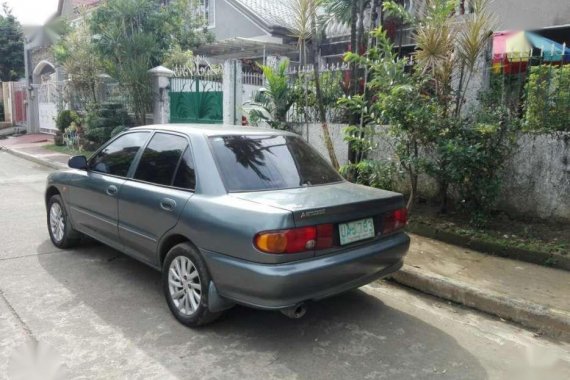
53;13;104;106
0;102;4;121
428;94;518;226
84;103;133;146
162;46;195;69
55;110;82;133
292;71;346;122
340;28;440;209
249;59;297;130
89;0;212;124
340;159;401;191
0;4;25;81
523;65;570;132
339;19;516;226
383;0;416;26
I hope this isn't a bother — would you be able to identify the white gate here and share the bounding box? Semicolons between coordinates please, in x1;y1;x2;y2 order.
36;74;60;134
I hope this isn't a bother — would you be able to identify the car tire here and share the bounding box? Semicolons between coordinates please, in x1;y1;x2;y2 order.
47;194;81;249
162;243;222;327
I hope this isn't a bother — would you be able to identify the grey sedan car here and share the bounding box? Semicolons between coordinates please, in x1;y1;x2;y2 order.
46;125;409;326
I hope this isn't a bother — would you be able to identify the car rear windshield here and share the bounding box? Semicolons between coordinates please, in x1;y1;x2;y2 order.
210;135;343;192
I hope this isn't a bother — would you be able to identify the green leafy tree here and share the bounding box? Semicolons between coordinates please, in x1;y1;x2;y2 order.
89;0;212;125
341;28;440;210
53;10;105;105
0;3;25;81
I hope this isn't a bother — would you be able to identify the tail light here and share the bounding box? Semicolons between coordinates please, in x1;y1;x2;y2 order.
382;208;408;234
254;224;334;254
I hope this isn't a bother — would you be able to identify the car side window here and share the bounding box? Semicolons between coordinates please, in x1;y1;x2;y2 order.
90;132;149;177
173;146;196;190
134;133;188;186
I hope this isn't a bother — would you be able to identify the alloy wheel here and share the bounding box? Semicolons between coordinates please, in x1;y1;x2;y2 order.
168;256;202;316
49;202;65;243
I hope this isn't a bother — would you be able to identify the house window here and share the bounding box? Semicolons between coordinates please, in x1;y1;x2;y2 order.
162;0;214;27
201;0;215;28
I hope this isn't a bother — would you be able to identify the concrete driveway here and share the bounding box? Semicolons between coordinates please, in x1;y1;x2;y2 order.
1;151;569;380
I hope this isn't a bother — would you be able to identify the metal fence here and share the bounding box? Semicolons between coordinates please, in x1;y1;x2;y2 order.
242;63;350;125
485;55;570;131
169;72;224;124
66;79;133;115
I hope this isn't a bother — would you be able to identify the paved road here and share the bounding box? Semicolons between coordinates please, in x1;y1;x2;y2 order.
1;151;569;380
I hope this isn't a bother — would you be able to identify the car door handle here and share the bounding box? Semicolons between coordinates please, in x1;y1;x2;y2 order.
106;185;118;196
160;198;176;212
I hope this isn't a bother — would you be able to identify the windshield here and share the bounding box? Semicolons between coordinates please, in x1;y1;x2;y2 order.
209;135;343;192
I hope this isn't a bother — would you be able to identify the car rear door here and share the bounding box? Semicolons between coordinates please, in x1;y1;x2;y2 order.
118;132;196;266
68;132;151;248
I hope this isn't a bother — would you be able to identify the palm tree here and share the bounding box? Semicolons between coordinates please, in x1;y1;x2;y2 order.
291;0;312;65
249;59;296;130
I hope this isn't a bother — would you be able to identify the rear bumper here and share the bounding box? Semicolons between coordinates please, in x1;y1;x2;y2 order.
201;232;410;310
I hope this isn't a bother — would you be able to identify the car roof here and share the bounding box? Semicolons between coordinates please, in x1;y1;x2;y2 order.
130;124;297;137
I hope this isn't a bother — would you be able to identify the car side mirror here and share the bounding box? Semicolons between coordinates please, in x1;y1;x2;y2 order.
68;155;88;170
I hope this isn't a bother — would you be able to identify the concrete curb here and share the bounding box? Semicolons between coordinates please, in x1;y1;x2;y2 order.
0;146;67;170
408;224;570;272
390;265;570;341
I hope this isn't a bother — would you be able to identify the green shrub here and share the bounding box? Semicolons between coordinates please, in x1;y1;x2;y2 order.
0;102;4;121
434;106;518;226
523;65;570;132
84;103;132;146
55;110;81;133
340;159;401;191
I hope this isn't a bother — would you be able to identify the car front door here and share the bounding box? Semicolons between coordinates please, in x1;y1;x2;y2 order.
68;132;150;248
118;132;196;266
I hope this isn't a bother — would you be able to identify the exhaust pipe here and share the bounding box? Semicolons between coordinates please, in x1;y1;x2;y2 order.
280;304;307;319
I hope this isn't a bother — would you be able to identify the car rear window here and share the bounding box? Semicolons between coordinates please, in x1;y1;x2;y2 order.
209;134;343;192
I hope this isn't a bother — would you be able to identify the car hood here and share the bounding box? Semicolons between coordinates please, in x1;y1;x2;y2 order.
229;182;405;226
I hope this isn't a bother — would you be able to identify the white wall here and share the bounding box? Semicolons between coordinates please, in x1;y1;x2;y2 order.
297;123;349;167
491;0;570;31
500;133;570;222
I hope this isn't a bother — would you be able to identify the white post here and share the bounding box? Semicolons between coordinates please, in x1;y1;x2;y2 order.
223;59;243;125
148;65;175;124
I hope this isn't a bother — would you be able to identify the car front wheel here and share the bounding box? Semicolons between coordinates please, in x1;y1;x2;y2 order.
162;243;222;327
47;194;81;249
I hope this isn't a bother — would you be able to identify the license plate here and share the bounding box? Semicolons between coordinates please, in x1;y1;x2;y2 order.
339;218;375;246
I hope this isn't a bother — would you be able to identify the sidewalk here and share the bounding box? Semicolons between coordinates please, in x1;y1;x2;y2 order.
394;234;570;340
1;135;569;340
0;134;69;170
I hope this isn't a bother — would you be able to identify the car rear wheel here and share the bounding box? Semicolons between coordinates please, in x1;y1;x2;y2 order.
47;195;81;249
162;243;222;327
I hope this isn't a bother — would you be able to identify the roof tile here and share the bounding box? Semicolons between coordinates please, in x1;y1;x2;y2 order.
233;0;297;29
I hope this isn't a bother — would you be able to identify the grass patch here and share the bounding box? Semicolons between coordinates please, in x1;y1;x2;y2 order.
410;205;570;257
45;144;95;157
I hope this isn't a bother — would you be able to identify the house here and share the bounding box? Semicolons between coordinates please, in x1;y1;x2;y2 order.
193;0;299;63
24;0;103;134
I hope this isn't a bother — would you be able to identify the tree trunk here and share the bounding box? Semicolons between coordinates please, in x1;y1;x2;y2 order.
350;0;358;97
311;13;339;170
379;0;384;28
406;140;419;212
371;0;380;45
357;0;366;54
439;181;449;214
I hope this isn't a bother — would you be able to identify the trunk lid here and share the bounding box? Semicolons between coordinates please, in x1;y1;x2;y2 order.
230;181;405;227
